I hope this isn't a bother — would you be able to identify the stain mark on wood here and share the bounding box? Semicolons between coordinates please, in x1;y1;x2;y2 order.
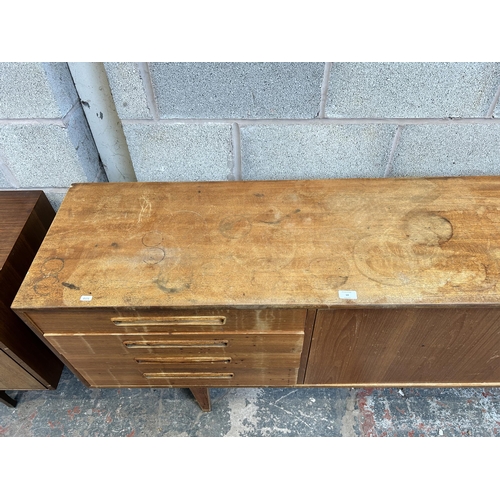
34;276;59;296
306;257;350;289
143;247;165;265
403;211;453;246
154;278;191;294
354;210;455;287
61;282;80;290
142;231;163;247
255;208;301;225
219;215;252;239
41;258;64;275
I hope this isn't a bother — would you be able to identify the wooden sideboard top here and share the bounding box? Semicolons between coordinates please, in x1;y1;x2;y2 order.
12;176;500;310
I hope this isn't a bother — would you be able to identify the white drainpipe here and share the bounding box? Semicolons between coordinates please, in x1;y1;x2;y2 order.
68;62;137;182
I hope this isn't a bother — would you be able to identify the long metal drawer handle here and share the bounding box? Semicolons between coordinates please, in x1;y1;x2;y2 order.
143;372;234;379
123;340;229;349
135;357;232;364
112;316;226;327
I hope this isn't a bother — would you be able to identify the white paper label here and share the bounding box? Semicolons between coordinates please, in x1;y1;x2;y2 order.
80;295;93;301
339;290;357;300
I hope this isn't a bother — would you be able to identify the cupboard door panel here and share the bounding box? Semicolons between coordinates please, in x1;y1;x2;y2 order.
304;308;500;385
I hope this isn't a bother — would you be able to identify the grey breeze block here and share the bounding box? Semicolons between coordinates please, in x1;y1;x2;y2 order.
494;97;500;118
0;165;12;187
391;124;500;177
326;62;500;118
104;62;152;120
0;114;103;188
123;123;234;182
240;124;397;180
148;62;325;119
0;62;79;119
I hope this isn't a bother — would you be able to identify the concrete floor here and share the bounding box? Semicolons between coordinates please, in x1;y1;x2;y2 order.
1;367;500;436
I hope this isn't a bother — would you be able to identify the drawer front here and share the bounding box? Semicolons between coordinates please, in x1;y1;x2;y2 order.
48;352;301;372
63;365;300;388
27;308;306;334
45;332;303;387
45;332;305;357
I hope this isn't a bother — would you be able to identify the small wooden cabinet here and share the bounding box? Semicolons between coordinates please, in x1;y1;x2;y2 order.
12;177;500;411
0;191;63;407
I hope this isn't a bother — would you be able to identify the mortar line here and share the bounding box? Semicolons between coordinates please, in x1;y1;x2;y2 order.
137;62;160;121
0;155;20;188
120;117;500;126
318;62;332;118
384;126;402;177
0;118;65;126
486;84;500;118
231;122;242;181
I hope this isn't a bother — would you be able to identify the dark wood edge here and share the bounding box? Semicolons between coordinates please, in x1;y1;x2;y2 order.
14;311;90;388
0;391;17;408
297;308;317;385
189;387;211;411
0;339;60;390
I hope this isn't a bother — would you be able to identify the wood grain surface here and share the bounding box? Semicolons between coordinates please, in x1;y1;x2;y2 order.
13;177;500;311
305;307;500;385
24;307;306;334
0;350;45;390
44;332;305;357
63;366;300;388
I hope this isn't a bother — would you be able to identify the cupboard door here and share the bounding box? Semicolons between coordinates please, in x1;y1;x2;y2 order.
304;308;500;385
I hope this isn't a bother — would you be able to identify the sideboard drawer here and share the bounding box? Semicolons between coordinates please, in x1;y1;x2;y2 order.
45;331;304;388
61;365;300;388
27;308;307;334
45;332;305;357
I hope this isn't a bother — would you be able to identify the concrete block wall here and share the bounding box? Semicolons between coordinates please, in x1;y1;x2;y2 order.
107;62;500;184
2;62;500;210
0;63;106;209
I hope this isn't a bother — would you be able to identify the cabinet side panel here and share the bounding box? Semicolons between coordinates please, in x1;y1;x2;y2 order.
0;350;45;390
305;308;500;385
0;193;63;389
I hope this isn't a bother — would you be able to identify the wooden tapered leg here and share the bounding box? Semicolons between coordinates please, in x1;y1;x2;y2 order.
0;391;17;408
189;387;211;412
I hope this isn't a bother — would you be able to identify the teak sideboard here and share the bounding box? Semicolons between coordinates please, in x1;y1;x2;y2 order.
1;191;63;408
12;177;500;411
